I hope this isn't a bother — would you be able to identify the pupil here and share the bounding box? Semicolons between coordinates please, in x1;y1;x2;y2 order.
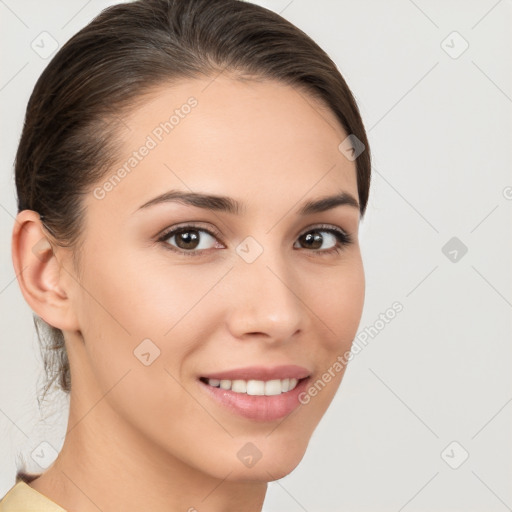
177;230;199;249
303;232;322;249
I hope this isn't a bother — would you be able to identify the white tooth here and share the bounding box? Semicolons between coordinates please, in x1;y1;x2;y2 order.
265;379;282;396
220;379;232;390
231;380;247;393
211;377;301;394
246;380;265;396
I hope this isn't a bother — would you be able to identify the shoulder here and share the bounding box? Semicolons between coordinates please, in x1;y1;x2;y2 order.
0;476;67;512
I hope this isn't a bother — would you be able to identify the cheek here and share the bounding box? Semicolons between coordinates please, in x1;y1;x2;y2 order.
78;248;222;339
72;254;229;459
291;264;364;439
74;249;231;403
311;258;365;350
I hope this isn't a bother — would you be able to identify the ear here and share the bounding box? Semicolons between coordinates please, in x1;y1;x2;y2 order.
11;210;80;331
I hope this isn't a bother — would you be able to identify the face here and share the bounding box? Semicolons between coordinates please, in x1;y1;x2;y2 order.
65;75;365;481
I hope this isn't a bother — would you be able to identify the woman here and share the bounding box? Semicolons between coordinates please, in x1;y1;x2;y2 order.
1;0;371;510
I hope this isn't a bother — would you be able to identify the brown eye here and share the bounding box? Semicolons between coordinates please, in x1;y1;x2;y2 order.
160;226;220;253
299;232;322;249
293;225;353;256
174;229;200;250
296;230;338;251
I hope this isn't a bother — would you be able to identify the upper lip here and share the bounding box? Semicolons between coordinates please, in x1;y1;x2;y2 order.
201;365;311;381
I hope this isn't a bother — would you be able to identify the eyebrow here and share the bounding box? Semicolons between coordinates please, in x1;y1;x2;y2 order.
135;189;360;215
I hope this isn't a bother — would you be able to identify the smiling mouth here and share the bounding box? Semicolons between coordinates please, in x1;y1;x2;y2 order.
199;377;307;396
198;367;312;421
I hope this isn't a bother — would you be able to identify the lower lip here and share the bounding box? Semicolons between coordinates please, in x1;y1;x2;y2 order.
198;378;310;422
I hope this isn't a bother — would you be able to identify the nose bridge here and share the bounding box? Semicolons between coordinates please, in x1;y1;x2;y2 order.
227;239;304;340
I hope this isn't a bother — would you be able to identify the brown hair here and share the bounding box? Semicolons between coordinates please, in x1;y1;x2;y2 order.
15;0;371;401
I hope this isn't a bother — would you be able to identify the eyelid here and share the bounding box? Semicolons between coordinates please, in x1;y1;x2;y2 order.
297;222;349;238
156;222;224;243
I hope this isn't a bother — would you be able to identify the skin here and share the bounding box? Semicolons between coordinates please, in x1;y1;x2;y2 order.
12;75;365;512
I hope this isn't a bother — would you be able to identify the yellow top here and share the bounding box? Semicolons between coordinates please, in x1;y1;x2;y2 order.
0;479;66;512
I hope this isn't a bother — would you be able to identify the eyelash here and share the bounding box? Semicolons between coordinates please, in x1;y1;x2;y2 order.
156;223;353;257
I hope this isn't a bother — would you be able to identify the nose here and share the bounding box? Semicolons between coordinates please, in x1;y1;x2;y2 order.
225;247;305;344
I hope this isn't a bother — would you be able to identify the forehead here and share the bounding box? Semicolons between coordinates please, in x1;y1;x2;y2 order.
86;76;358;219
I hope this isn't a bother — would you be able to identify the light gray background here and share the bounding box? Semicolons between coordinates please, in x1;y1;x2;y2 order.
1;1;511;511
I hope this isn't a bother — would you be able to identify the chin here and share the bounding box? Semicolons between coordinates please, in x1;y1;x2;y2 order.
218;437;310;483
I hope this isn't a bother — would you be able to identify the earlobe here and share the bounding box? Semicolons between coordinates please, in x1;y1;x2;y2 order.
11;210;79;331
